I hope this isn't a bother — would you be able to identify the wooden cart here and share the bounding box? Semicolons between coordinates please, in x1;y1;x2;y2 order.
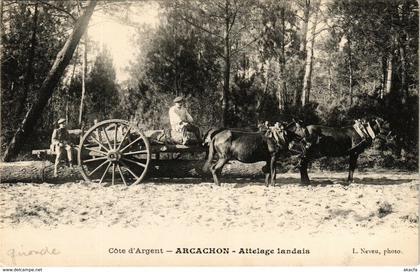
77;119;206;186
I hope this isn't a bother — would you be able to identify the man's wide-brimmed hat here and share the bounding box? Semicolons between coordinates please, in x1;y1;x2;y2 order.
173;96;184;103
57;118;66;124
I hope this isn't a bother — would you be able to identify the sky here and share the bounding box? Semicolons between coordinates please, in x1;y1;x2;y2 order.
87;2;160;83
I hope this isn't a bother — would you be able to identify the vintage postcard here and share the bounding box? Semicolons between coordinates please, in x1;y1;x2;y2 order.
0;0;418;268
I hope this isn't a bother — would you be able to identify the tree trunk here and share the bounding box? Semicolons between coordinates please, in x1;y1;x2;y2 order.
380;54;387;99
277;6;286;111
15;3;39;119
348;37;353;106
295;0;311;107
263;61;270;94
328;65;332;93
3;0;97;162
398;1;410;105
0;160;270;183
222;0;231;127
301;1;318;107
385;2;396;98
171;18;179;95
256;60;271;120
0;0;4;36
78;34;88;126
299;0;310;56
399;43;407;103
385;52;393;95
66;48;79;124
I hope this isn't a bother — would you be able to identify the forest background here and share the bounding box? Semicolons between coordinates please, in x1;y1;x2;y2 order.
1;0;418;170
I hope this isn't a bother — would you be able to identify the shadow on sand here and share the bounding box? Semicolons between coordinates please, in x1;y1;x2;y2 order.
14;172;415;188
147;174;416;187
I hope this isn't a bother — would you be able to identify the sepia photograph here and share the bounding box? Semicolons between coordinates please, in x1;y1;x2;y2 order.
0;0;418;268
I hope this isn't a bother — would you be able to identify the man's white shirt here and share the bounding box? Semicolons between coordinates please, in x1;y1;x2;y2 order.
169;105;194;132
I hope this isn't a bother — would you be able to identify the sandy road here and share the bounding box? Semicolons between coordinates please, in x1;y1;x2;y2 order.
0;171;417;237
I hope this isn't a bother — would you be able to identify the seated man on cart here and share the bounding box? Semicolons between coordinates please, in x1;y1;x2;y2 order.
169;96;202;145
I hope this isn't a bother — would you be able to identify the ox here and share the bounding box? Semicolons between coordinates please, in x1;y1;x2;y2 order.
202;126;295;186
289;117;391;185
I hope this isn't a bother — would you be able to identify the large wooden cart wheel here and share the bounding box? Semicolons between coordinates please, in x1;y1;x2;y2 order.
78;119;151;186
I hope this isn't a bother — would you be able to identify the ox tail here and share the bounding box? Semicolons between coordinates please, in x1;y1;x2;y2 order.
202;136;216;173
202;127;225;173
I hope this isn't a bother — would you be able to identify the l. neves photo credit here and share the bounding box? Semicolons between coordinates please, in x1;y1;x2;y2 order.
0;0;418;267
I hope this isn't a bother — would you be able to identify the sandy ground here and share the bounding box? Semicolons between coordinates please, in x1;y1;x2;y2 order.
0;171;418;237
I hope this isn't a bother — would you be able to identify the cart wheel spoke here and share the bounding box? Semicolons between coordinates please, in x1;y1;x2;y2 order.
84;156;107;163
117;164;127;186
117;126;131;150
85;147;108;156
89;160;109;176
90;135;109;152
111;164;116;185
99;162;112;184
114;124;118;149
122;157;146;168
120;161;139;180
122;150;148;156
120;135;144;152
102;127;113;150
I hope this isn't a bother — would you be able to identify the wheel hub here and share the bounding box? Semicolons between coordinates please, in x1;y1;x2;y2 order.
107;149;121;162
